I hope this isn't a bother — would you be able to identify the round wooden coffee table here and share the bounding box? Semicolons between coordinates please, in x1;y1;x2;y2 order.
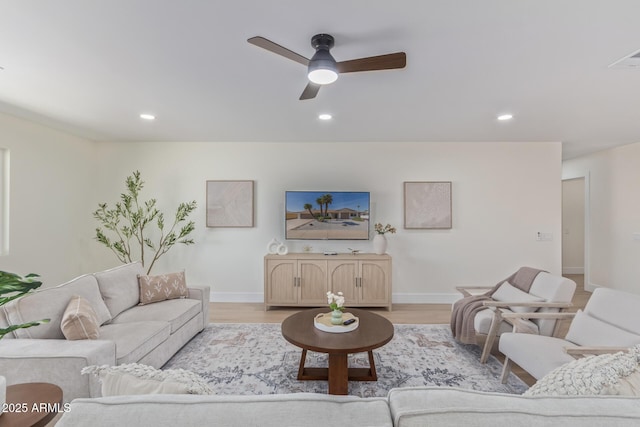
281;307;394;395
0;382;63;427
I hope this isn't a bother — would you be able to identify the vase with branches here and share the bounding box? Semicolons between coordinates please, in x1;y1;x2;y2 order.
93;171;197;274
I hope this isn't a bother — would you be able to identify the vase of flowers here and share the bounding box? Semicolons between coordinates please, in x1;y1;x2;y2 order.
373;223;396;254
327;291;345;325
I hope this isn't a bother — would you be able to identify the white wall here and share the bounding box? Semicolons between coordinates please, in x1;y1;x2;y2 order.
562;178;585;274
91;141;563;303
563;142;640;293
0;112;95;285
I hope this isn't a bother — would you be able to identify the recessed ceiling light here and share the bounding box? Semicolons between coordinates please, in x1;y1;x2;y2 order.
497;114;513;121
318;113;332;120
140;113;156;120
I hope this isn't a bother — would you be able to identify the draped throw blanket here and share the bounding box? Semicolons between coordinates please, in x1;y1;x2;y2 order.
450;267;545;345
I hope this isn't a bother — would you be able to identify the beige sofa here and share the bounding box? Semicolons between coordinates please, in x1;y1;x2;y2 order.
0;262;209;402
55;387;640;426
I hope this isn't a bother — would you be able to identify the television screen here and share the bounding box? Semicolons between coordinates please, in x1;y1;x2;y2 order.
285;191;370;240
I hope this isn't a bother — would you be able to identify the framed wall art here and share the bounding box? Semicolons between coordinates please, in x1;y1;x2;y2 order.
404;181;452;229
206;180;254;227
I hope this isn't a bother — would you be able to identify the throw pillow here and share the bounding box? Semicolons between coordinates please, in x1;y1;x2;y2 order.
491;281;544;313
81;363;213;395
99;371;190;396
138;271;188;305
525;345;640;396
60;295;100;340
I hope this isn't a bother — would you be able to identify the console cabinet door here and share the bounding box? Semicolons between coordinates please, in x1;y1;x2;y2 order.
266;259;297;304
359;260;390;305
328;260;358;302
298;260;329;304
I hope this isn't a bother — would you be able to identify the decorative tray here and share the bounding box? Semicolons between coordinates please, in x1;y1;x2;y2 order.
314;312;359;333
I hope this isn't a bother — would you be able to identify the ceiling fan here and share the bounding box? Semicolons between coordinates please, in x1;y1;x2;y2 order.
247;34;407;100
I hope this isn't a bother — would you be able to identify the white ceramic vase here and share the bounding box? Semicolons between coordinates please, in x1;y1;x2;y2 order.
373;234;387;254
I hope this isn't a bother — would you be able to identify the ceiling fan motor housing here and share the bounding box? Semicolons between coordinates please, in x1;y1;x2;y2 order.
308;34;338;84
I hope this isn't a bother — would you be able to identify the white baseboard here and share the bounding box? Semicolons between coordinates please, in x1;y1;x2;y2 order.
209;291;264;303
585;281;601;292
209;291;460;305
562;267;584;274
392;293;460;304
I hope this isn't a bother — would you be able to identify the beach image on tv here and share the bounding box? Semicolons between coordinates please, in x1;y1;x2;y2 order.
285;191;370;240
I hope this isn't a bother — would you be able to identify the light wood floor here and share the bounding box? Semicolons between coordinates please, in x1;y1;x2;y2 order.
210;274;589;386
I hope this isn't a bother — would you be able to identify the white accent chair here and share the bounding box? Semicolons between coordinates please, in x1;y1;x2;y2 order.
457;272;576;363
499;287;640;383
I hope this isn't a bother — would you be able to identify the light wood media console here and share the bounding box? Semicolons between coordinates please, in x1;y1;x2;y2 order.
264;253;392;311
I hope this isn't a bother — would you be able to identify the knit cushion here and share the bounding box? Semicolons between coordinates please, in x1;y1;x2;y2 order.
525;345;640;396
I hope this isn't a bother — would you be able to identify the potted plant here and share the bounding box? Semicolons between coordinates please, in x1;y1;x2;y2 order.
93;171;197;274
0;270;50;413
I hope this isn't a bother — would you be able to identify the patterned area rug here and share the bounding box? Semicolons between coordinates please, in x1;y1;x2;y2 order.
163;323;528;397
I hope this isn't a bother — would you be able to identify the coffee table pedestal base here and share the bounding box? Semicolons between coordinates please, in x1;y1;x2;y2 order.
297;349;378;395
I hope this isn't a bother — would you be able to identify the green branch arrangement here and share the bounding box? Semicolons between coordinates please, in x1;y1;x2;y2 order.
0;271;50;339
93;171;197;274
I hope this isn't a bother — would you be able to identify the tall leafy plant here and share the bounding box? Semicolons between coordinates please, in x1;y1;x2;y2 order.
93;171;197;274
0;271;49;339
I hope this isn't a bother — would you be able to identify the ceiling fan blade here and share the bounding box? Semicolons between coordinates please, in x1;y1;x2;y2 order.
336;52;406;74
299;82;321;100
247;36;309;66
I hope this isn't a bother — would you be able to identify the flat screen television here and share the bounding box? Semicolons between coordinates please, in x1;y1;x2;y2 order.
285;191;370;240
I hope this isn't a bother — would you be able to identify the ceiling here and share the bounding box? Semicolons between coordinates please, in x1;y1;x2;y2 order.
2;1;640;160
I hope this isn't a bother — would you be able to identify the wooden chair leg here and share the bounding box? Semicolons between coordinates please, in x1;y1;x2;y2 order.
480;309;502;364
500;357;513;384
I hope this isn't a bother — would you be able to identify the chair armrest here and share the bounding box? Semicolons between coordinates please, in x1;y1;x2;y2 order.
564;346;630;357
501;312;576;321
482;301;573;309
455;286;493;297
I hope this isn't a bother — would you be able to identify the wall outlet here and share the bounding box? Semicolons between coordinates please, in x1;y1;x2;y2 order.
536;232;553;241
633;232;640;241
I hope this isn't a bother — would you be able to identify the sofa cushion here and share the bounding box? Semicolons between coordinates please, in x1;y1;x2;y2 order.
584;288;640;335
61;296;100;340
98;321;170;364
94;262;145;318
388;386;640;427
525;346;640;396
565;310;640;347
492;281;544;313
138;271;188;305
110;298;201;334
498;333;576;380
474;307;538;336
58;393;393;427
83;363;212;395
4;274;111;339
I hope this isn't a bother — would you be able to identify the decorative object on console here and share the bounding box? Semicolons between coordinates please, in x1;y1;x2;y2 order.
266;238;288;255
404;181;452;229
93;171;197;274
373;223;396;254
206;180;254;228
285;191;370;240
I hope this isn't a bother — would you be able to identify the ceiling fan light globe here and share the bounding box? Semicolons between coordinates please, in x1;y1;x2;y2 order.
308;68;338;85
